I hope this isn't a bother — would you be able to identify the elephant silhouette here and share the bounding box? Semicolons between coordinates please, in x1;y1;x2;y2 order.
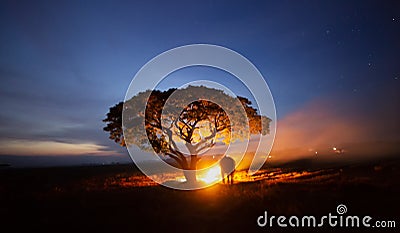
219;156;236;184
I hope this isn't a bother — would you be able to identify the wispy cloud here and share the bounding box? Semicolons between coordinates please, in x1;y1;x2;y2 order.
0;139;120;156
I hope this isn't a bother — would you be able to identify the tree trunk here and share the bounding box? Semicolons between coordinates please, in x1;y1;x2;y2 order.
183;155;198;183
183;169;197;183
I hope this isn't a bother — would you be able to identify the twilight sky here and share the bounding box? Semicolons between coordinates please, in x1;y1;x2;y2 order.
0;0;399;165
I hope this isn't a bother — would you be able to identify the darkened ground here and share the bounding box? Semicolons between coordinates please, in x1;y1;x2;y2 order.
0;156;399;233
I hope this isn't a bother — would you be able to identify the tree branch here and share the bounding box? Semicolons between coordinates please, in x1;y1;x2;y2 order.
166;152;185;169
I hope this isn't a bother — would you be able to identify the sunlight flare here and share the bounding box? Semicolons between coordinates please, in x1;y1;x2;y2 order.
199;165;221;184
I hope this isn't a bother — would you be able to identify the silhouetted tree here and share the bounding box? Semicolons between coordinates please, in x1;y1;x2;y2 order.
103;86;271;183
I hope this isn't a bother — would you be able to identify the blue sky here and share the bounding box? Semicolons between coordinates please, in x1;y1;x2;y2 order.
0;0;399;164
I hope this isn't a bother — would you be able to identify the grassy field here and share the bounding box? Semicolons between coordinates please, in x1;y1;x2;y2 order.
0;157;399;233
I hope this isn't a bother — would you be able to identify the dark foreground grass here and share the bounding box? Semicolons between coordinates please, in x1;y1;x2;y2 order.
0;158;399;233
